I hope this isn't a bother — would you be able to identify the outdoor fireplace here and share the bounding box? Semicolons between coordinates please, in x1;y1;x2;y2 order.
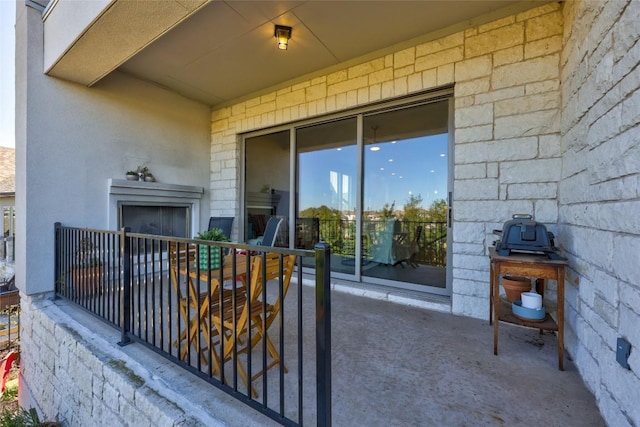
108;179;204;238
120;205;189;237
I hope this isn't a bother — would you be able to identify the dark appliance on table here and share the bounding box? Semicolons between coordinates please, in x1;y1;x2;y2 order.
493;214;565;260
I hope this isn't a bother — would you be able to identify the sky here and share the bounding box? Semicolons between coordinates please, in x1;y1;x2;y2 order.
299;133;449;212
0;0;16;148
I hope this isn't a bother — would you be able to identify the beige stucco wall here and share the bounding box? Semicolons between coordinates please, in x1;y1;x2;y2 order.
210;3;564;319
14;4;212;296
560;1;640;425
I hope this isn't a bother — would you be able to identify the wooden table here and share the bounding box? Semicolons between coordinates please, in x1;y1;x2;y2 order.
489;247;568;370
169;248;249;365
191;253;248;284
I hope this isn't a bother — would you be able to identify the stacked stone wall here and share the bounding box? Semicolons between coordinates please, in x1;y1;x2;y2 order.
560;1;640;425
451;4;563;318
19;297;266;426
19;299;200;425
210;3;564;319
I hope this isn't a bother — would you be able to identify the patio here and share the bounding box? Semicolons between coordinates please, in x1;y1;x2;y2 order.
52;278;603;426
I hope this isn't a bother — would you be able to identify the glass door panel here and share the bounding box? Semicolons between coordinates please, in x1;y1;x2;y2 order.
296;118;357;274
245;130;290;246
362;101;449;288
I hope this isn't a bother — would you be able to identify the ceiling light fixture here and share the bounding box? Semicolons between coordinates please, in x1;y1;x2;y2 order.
274;25;292;50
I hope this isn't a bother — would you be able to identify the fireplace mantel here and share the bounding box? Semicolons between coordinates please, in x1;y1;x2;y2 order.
109;179;204;199
108;179;204;236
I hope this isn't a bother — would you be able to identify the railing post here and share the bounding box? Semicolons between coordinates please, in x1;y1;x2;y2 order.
54;222;61;298
118;227;132;346
315;241;331;427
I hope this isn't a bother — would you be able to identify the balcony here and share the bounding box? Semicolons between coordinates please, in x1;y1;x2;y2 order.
49;224;602;426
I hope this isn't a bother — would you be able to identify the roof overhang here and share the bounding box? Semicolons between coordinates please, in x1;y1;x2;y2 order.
42;0;554;108
43;0;208;86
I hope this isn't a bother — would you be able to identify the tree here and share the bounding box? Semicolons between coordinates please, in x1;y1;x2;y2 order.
299;205;344;252
299;205;342;221
380;201;396;219
425;199;447;222
403;194;423;223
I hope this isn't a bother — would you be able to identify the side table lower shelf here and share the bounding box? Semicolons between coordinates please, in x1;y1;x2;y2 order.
497;300;558;331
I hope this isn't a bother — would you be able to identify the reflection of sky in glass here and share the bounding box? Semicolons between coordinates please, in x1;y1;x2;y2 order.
298;133;447;212
364;133;448;210
299;144;357;212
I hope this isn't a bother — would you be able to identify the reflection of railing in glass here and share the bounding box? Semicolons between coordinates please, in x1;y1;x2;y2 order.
295;217;319;249
299;218;447;267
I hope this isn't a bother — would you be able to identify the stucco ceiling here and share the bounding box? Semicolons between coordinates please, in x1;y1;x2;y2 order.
116;1;550;107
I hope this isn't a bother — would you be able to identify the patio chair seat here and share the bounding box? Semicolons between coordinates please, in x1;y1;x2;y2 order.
208;252;296;397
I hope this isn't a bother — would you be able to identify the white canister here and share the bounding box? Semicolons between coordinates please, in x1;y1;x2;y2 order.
521;292;542;309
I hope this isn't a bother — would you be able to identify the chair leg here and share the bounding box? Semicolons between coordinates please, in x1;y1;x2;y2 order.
393;260;406;268
409;254;419;268
222;332;258;398
176;317;202;362
250;315;288;375
235;355;258;398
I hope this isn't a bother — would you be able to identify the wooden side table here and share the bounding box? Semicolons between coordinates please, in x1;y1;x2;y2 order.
489;247;568;370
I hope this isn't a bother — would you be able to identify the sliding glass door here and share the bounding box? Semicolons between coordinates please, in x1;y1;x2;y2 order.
296;118;357;273
362;101;449;289
243;94;451;292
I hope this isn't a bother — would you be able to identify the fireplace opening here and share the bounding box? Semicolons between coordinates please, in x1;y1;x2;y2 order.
120;205;189;238
108;178;204;240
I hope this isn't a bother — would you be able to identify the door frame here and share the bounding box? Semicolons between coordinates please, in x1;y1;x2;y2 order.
240;87;454;296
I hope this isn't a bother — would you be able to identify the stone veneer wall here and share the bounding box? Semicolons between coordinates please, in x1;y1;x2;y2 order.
560;1;640;425
19;297;269;426
19;298;200;425
210;3;564;319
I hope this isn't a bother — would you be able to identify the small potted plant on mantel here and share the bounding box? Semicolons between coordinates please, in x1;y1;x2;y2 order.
138;166;155;182
125;166;156;182
194;228;230;270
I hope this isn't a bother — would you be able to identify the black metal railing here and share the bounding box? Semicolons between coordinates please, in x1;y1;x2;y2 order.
0;297;20;351
54;223;331;427
296;218;447;267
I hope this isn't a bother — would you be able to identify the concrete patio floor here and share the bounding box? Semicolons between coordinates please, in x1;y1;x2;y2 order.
53;277;605;427
318;286;604;426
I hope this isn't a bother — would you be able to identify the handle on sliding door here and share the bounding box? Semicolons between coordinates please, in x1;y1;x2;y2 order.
448;191;452;229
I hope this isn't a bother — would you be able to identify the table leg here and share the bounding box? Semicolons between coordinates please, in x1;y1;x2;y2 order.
489;261;494;325
492;261;500;356
537;279;545;335
557;267;565;370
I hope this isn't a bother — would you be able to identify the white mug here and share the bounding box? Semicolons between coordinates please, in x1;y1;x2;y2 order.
521;292;542;309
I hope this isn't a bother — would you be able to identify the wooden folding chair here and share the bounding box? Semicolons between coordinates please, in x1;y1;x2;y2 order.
208;252;296;397
169;242;248;373
169;242;205;362
246;253;296;376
